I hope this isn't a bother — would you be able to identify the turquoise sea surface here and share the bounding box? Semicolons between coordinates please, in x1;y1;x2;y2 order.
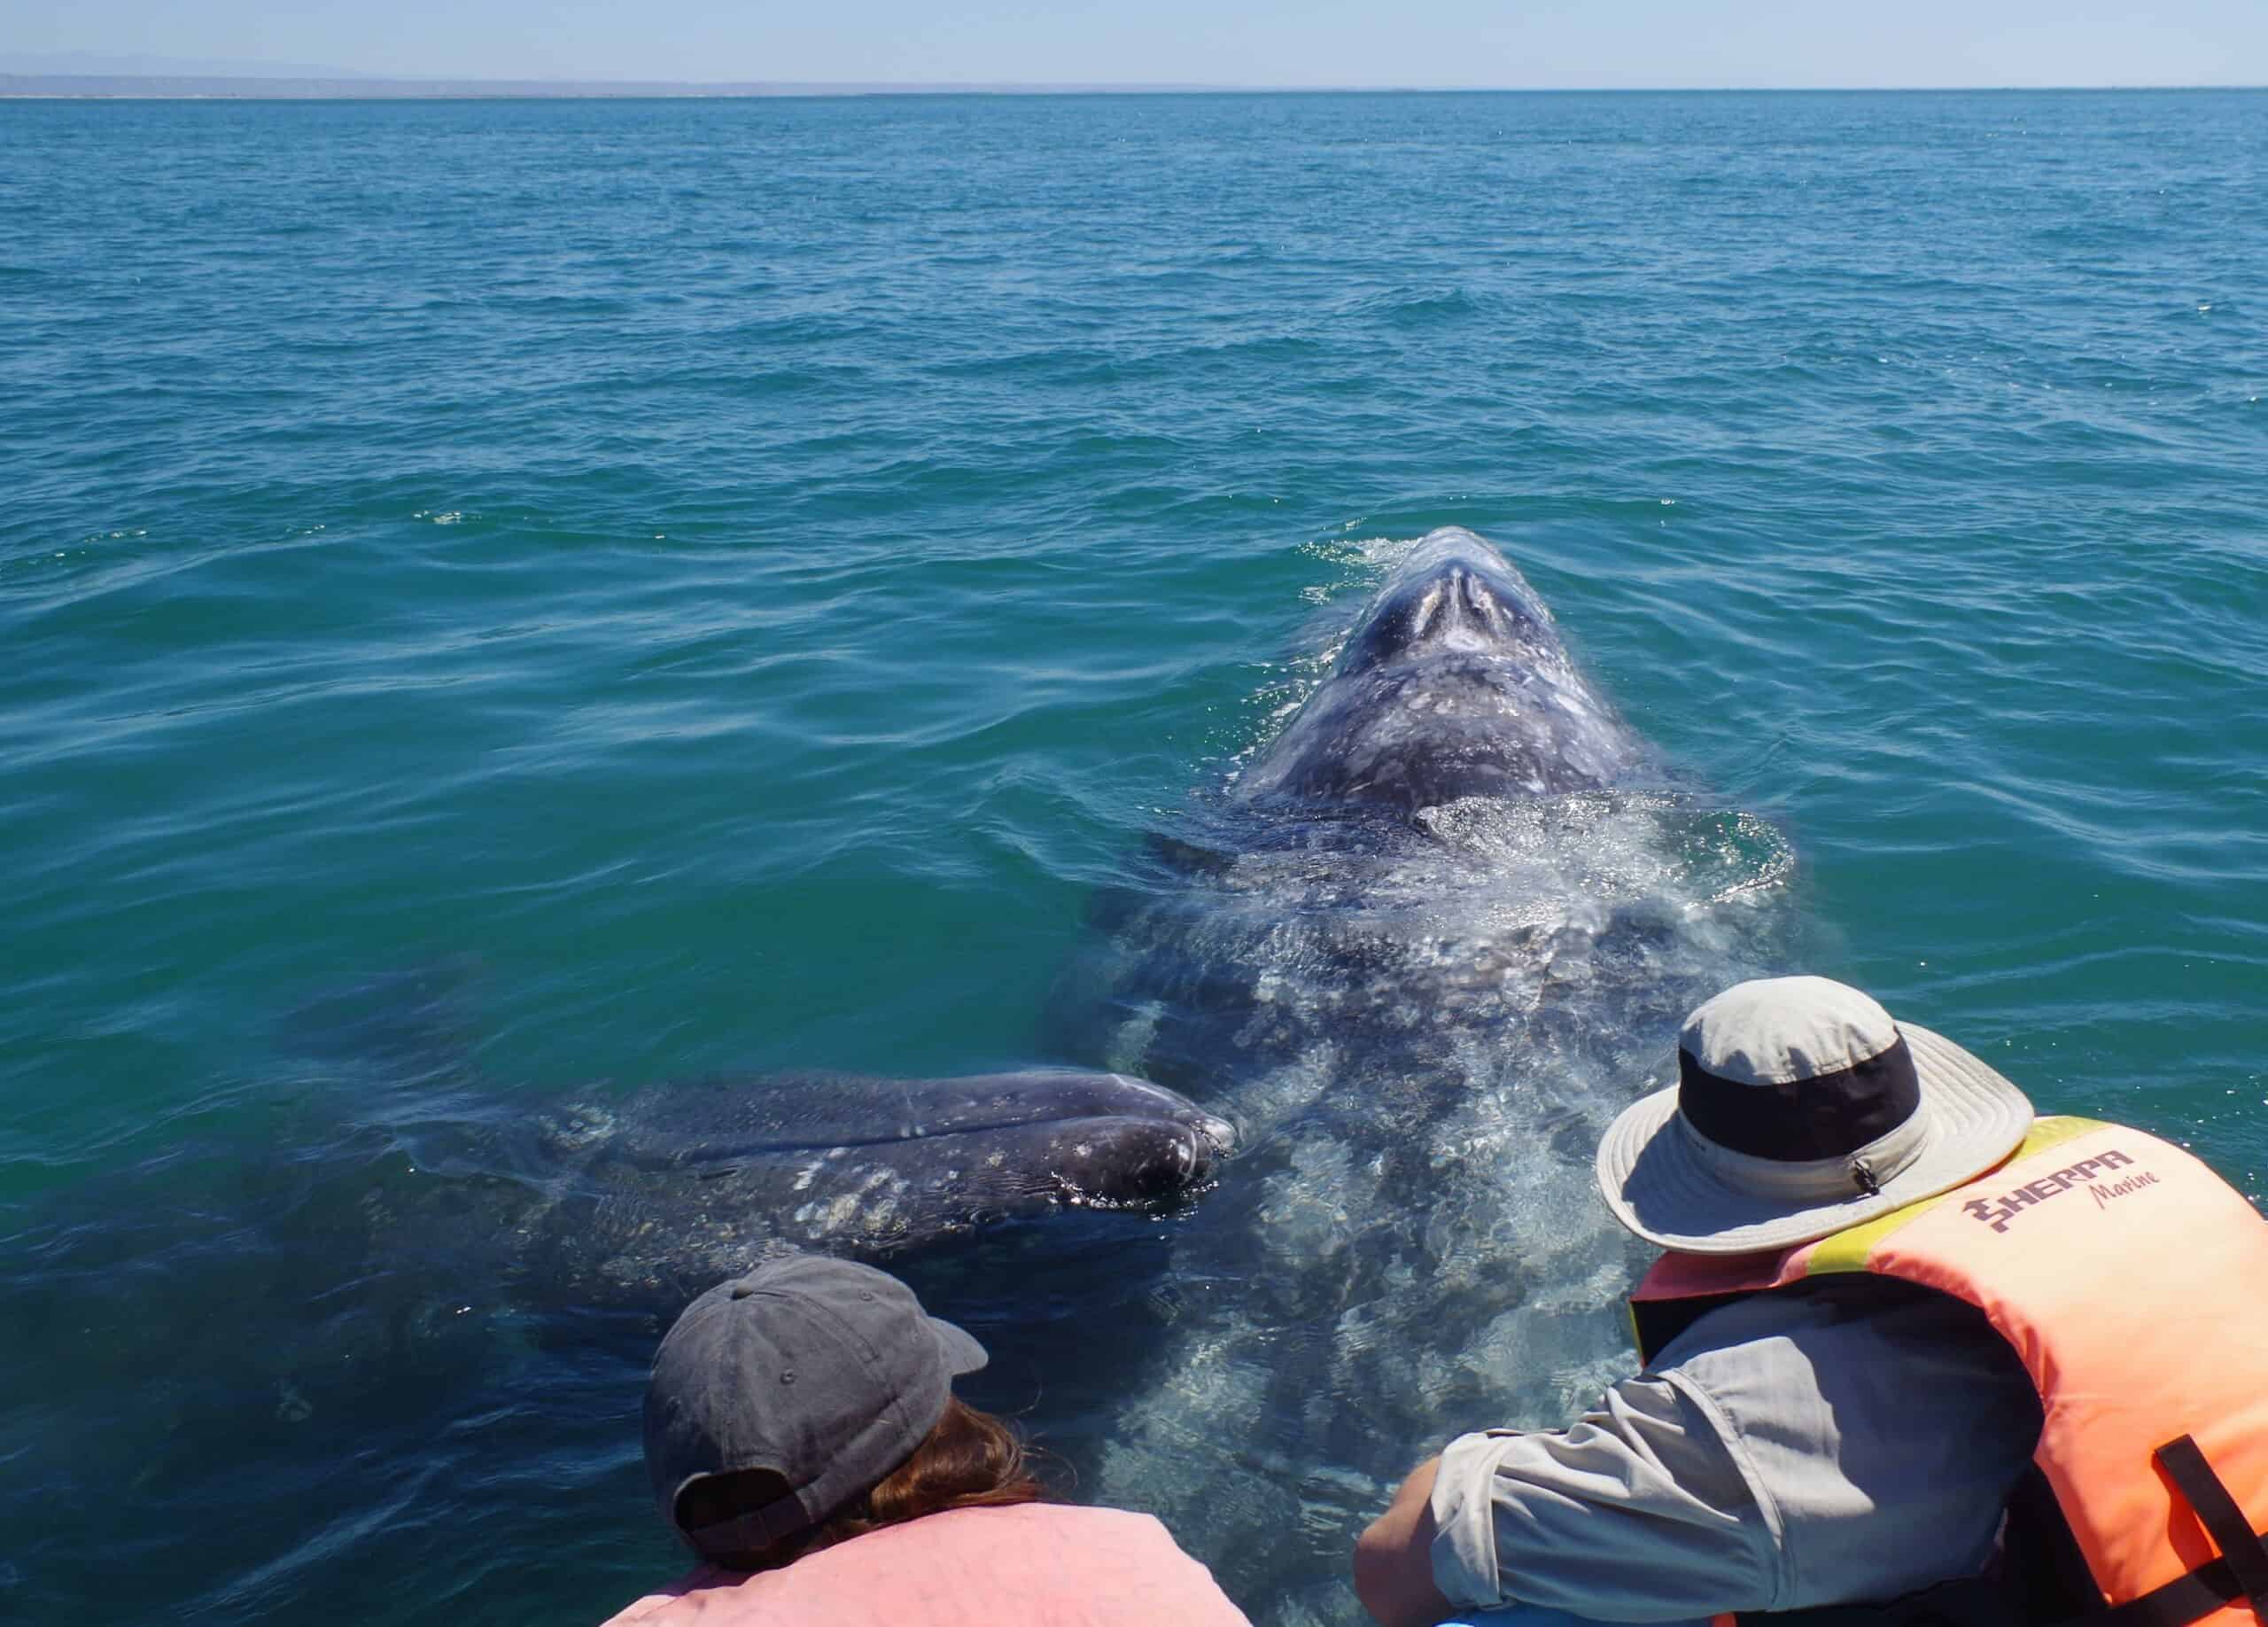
3;90;2264;1624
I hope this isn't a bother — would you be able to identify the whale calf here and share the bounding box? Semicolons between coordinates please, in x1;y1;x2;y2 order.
498;1068;1235;1305
270;968;1232;1308
1053;529;1797;1624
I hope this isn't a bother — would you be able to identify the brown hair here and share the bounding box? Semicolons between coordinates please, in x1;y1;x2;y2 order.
679;1397;1048;1572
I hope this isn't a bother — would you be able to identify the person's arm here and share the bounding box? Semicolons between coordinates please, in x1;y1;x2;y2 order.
1353;1456;1453;1627
1363;1368;1784;1625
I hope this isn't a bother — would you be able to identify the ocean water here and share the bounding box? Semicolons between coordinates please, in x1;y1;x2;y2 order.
3;89;2264;1624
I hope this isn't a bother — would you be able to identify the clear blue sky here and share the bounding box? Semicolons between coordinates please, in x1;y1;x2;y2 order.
5;0;2264;87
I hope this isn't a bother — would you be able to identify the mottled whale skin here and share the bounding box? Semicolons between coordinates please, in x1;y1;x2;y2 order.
1067;529;1688;1091
1060;528;1795;1625
285;969;1233;1310
502;1069;1234;1305
1239;529;1643;809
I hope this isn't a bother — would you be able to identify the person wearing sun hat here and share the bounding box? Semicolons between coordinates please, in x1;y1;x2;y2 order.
602;1252;1252;1626
1363;973;2268;1627
1354;977;2054;1627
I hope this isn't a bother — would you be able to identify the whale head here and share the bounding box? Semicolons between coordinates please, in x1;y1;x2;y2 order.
1240;528;1640;811
1339;529;1559;674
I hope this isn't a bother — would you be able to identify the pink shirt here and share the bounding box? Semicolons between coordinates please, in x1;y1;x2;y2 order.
600;1503;1252;1627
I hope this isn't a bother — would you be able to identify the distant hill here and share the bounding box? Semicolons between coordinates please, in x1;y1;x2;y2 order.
0;51;373;79
0;72;1234;99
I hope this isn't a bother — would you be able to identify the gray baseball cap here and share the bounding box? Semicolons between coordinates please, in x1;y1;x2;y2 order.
642;1254;989;1559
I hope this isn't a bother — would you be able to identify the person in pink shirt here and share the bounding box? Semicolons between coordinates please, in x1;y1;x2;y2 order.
602;1253;1251;1627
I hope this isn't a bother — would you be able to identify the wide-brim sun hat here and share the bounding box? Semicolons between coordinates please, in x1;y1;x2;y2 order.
1596;976;2034;1256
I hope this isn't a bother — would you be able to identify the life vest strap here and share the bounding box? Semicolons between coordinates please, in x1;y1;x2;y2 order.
2079;1437;2268;1627
2154;1436;2268;1622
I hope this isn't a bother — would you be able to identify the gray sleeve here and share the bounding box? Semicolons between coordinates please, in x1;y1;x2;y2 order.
1654;1281;2043;1612
1427;1370;1781;1623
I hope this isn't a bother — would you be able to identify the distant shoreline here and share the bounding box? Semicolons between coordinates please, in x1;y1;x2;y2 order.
3;74;2261;101
5;75;1219;100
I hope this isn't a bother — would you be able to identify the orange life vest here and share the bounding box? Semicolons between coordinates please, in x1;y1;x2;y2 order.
1629;1116;2268;1627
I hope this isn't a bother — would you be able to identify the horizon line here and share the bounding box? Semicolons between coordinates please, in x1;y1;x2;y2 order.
4;73;2265;99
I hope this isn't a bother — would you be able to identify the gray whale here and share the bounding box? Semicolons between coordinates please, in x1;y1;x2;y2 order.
276;970;1231;1309
1055;528;1797;1624
317;1062;1233;1316
498;1068;1234;1305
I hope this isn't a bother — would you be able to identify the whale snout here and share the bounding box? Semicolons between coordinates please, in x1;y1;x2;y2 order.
1101;1073;1237;1161
1346;531;1553;673
1238;525;1636;810
1019;1077;1238;1208
1192;1110;1238;1161
1414;562;1523;650
1064;1109;1234;1206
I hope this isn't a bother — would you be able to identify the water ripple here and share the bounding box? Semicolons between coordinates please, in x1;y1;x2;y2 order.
2;89;2265;1627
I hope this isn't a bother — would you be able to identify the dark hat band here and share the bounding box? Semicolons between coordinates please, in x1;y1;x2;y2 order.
684;1487;814;1559
1678;1033;1922;1163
